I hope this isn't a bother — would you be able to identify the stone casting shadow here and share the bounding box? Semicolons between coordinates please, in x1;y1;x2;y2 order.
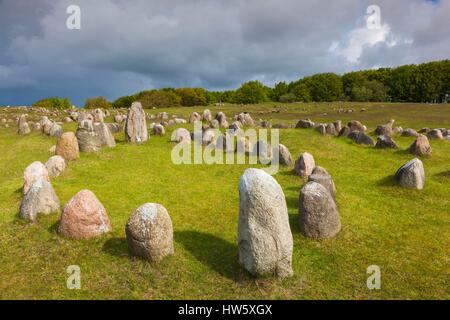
174;230;242;281
102;237;129;258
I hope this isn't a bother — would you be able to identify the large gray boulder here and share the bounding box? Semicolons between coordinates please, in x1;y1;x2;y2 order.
395;158;425;190
296;119;315;129
19;179;60;221
125;203;174;262
172;128;191;144
238;169;293;278
76;120;103;153
295;152;316;178
299;181;341;239
125;102;148;144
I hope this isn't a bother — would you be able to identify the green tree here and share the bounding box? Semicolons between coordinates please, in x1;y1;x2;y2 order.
112;95;135;109
32;97;72;110
136;89;181;108
234;81;269;104
84;96;112;109
175;88;208;106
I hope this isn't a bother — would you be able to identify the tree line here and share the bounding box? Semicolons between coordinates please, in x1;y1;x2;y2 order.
32;60;450;109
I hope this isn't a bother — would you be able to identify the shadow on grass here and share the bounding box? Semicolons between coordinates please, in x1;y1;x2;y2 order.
435;170;450;179
377;175;397;187
174;230;243;281
102;237;129;258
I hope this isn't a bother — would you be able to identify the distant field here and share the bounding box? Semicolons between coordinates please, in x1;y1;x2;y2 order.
0;102;449;299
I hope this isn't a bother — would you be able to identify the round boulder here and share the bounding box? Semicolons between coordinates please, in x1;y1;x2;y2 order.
125;203;174;262
56;132;80;161
299;181;341;239
58;190;112;239
20;179;60;221
395;158;425;190
295;152;316;178
45;155;66;178
23;161;50;194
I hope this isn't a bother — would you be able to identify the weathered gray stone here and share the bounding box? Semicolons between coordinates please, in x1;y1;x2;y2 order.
395;158;425;190
427;129;444;140
299;181;341;239
152;123;165;136
238;169;293;278
348;131;375;146
277;144;293;166
409;134;432;156
307;166;336;199
295;152;315;178
125;203;174;262
172;128;191;144
376;135;398;149
125;102;148;144
45;155;66;178
296;119;315;129
19;179;60;222
23;161;50;194
402;128;419;137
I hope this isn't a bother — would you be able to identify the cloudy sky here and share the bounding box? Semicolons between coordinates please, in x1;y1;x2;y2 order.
0;0;449;105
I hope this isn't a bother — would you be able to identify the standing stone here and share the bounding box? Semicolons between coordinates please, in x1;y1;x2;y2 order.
45;155;66;178
299;182;341;239
19;179;60;222
58;190;112;239
189;112;202;123
210;119;220;129
152;123;165;136
49;123;63;138
395;158;425;190
295;152;316;178
375;135;398;149
276;144;293;166
93;122;116;148
326;123;337;136
216;132;234;153
315;124;326;135
402;128;419;137
237;113;255;127
253;140;272;162
23;161;50;194
125;102;148;144
172;128;191;144
236;137;252;154
348;131;375;146
375;120;395;136
238;169;293;278
409;134;432;156
333;121;342;133
202;129;216;146
18;115;30;135
338;126;351;137
94;109;104;122
215;112;229;128
348;120;367;132
56;132;80;161
307;166;336;199
202;109;212;122
427;129;444;140
125;203;174;262
296;119;315;129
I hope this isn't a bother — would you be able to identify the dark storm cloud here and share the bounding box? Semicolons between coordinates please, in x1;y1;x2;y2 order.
0;0;449;105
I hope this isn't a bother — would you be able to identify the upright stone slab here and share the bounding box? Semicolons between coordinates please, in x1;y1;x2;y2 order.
238;169;293;278
56;132;80;160
295;152;316;178
299;182;341;239
125;102;148;144
45;155;66;178
125;203;174;262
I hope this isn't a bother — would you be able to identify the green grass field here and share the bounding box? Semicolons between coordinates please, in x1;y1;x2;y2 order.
0;102;449;299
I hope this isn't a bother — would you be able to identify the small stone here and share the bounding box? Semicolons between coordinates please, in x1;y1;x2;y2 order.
295;152;315;178
45;155;66;178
